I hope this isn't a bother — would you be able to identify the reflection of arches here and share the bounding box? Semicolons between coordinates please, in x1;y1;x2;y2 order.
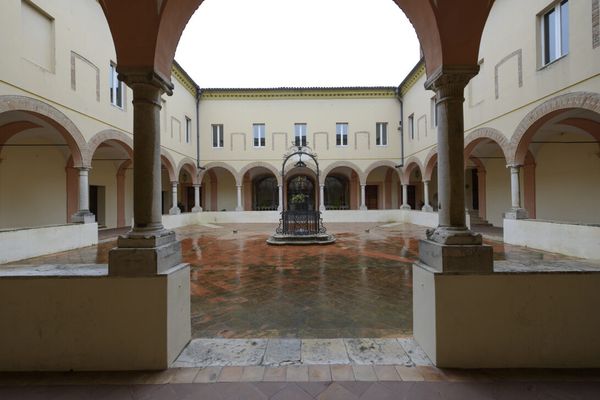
199;162;240;185
510;92;600;165
464;128;510;161
240;162;281;185
0;95;87;167
401;157;424;184
86;129;133;165
176;157;199;184
324;175;350;210
322;161;364;183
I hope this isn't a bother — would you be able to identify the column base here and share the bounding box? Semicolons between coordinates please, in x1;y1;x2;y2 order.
400;204;411;210
504;208;529;220
277;205;283;212
191;206;202;213
359;205;368;211
169;207;181;215
426;226;483;245
235;206;244;212
108;230;182;276
418;239;493;274
319;205;326;212
71;211;95;224
421;205;433;212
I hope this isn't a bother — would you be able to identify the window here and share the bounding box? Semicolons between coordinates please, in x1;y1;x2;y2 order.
408;114;415;140
336;123;348;146
430;97;438;128
212;124;224;148
185;117;192;144
109;62;124;108
294;123;307;147
541;0;569;66
376;122;388;146
253;123;266;148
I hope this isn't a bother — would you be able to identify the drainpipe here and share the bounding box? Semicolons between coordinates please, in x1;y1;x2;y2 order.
395;86;404;168
195;87;202;169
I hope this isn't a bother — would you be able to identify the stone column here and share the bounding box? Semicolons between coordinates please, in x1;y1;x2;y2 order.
319;184;326;212
419;67;492;273
359;184;367;210
71;167;95;223
169;181;181;215
400;184;411;210
422;180;433;212
235;185;243;211
109;70;182;276
277;184;283;212
192;184;202;213
505;164;528;219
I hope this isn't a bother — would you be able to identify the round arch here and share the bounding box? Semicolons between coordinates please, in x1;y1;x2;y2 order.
0;95;87;167
86;129;133;165
176;157;199;184
322;161;364;183
239;162;281;186
464;127;510;161
363;161;401;185
199;162;240;185
510;92;600;165
160;150;177;182
401;157;425;184
423;148;438;181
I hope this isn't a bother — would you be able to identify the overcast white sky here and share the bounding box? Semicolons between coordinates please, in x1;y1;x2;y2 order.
175;0;421;88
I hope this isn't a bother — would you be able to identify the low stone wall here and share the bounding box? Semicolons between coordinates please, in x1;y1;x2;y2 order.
162;212;203;230
0;264;190;371
504;219;600;260
199;211;280;224
413;264;600;368
0;223;98;264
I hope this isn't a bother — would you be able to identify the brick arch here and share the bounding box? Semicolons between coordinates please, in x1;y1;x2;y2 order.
363;160;399;186
239;162;282;186
322;161;365;185
0;95;87;167
160;150;177;182
464;127;510;161
176;157;199;184
86;129;133;165
199;162;240;185
401;157;425;184
423;147;438;181
510;92;600;165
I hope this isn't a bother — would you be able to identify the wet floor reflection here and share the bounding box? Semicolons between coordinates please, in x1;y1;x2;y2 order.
5;222;597;339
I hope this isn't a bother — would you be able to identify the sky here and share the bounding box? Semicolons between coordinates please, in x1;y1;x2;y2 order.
175;0;421;89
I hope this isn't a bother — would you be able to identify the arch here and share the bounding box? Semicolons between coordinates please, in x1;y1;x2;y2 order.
510;92;600;165
86;129;133;165
176;157;199;184
401;157;425;184
199;161;240;185
0;95;87;167
239;162;282;186
423;147;438;181
363;160;399;185
160;150;177;182
283;162;318;180
322;161;364;184
464;127;510;161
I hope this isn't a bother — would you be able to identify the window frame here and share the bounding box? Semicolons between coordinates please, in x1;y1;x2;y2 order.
294;123;307;147
185;116;192;144
430;97;438;129
109;62;125;109
253;123;266;148
408;114;415;141
376;122;388;147
212;124;224;148
540;0;569;67
336;123;349;147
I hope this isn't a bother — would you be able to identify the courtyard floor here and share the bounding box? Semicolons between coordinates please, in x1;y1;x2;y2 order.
3;222;600;340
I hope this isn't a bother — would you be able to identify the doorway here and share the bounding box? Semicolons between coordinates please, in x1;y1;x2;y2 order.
366;185;378;209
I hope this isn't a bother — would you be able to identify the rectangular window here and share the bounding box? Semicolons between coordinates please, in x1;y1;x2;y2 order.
541;0;569;66
185;117;192;144
430;97;438;128
109;62;124;108
336;123;348;146
376;122;388;146
253;123;266;148
294;123;307;147
408;114;415;140
212;124;224;148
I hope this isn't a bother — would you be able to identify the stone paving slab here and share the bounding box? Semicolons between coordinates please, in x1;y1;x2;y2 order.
174;339;268;367
345;338;411;366
398;338;433;366
301;339;350;365
264;339;302;366
0;264;107;277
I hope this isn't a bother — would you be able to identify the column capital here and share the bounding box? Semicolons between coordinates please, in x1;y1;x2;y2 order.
507;164;523;170
77;166;91;173
425;65;480;100
171;181;179;186
117;67;174;95
193;183;201;188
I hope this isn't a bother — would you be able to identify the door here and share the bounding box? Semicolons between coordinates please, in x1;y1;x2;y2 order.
407;185;416;209
366;185;378;210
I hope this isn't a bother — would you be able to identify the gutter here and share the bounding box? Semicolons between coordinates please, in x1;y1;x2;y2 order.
395;86;405;169
195;87;202;170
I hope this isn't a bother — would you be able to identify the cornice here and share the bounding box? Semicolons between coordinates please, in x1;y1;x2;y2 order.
200;87;398;100
399;60;426;96
171;61;199;97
